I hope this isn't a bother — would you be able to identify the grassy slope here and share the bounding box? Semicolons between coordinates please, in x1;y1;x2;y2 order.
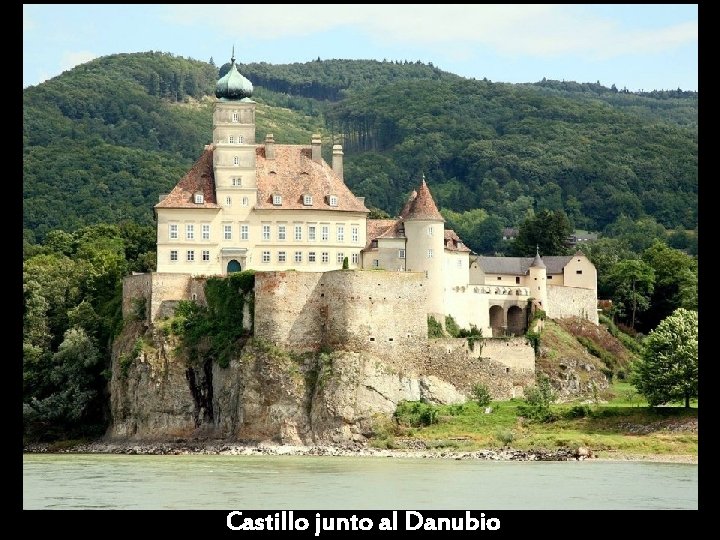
371;321;696;458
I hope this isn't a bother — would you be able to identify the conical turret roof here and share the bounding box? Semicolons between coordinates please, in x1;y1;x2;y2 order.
530;246;546;269
399;176;444;221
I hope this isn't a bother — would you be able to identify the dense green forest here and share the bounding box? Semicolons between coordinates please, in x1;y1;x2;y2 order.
23;52;697;440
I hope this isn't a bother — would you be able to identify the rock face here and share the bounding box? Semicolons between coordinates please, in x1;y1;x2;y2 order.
109;325;468;444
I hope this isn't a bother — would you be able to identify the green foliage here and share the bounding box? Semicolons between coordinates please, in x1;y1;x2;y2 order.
598;313;644;355
458;324;483;352
576;336;617;375
518;374;556;422
444;315;461;337
172;271;256;369
631;308;698;408
471;383;492;408
131;297;147;322
342;256;349;270
606;259;655;330
511;210;573;256
495;429;515;447
427;315;445;338
394;401;439;427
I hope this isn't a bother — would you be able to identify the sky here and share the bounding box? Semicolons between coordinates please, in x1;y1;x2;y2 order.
23;4;698;92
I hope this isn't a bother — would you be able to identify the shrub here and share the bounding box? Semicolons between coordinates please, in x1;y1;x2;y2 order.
495;429;515;447
471;383;492;408
445;315;461;337
342;256;349;269
518;374;556;422
394;401;439;427
427;316;445;338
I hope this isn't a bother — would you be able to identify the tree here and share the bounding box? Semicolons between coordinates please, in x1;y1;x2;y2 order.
471;383;492;408
511;210;572;256
606;259;655;330
632;308;697;407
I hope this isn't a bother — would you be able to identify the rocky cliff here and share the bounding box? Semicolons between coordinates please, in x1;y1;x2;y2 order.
109;321;474;444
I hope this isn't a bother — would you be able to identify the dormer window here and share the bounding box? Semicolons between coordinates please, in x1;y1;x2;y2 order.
303;195;313;206
194;192;204;204
273;194;282;206
328;195;338;207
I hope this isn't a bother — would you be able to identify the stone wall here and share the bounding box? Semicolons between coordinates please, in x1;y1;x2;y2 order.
547;285;598;324
480;338;535;372
122;274;152;322
253;270;428;353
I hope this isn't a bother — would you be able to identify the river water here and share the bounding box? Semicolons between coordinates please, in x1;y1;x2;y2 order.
23;454;697;510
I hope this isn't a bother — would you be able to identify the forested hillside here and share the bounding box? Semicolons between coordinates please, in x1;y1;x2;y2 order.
25;52;697;248
22;52;697;440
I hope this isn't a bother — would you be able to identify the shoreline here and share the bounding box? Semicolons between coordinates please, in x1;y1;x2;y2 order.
22;441;697;464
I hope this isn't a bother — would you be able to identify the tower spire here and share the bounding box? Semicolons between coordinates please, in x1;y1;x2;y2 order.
231;45;235;64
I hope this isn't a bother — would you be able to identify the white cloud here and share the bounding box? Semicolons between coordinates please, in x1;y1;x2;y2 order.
163;4;697;60
59;51;98;73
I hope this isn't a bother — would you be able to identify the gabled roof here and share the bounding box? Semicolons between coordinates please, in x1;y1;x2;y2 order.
444;229;471;253
399;178;444;221
255;145;368;212
363;219;404;250
476;255;574;275
155;149;220;209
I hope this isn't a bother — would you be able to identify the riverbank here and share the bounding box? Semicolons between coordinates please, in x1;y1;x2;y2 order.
22;440;697;463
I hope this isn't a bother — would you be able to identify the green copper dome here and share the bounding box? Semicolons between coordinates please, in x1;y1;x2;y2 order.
215;52;253;100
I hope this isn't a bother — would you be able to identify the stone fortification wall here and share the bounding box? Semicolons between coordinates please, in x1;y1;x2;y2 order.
253;270;428;353
547;285;598;324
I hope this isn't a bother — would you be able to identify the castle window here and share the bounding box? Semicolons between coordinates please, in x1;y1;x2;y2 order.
576;270;583;274
239;135;244;143
194;193;204;204
242;196;249;207
457;259;462;268
295;225;303;241
303;195;313;206
278;225;286;241
232;177;242;186
273;194;282;206
169;224;178;240
328;195;338;207
309;251;316;263
186;250;195;262
202;250;210;261
241;224;249;241
262;251;270;263
337;225;344;242
170;250;178;262
351;226;359;243
225;196;232;206
224;224;232;240
321;252;329;264
516;276;520;284
278;251;286;263
229;135;235;144
427;226;434;237
548;275;553;279
202;224;210;240
295;251;303;263
262;224;271;241
233;156;239;166
498;277;502;280
321;225;329;241
373;259;379;268
427;248;433;259
398;249;406;259
352;253;359;264
308;225;317;241
337;252;344;264
232;112;239;122
369;337;375;342
185;224;195;240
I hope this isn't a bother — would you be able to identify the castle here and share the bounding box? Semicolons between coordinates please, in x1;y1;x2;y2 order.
143;55;597;341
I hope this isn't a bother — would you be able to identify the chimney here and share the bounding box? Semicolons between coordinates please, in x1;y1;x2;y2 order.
311;133;322;162
332;144;344;181
265;133;276;159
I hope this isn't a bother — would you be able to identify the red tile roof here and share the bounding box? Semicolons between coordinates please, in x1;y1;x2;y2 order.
399;178;444;221
444;229;471;252
255;145;368;213
363;218;405;250
155;149;220;209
